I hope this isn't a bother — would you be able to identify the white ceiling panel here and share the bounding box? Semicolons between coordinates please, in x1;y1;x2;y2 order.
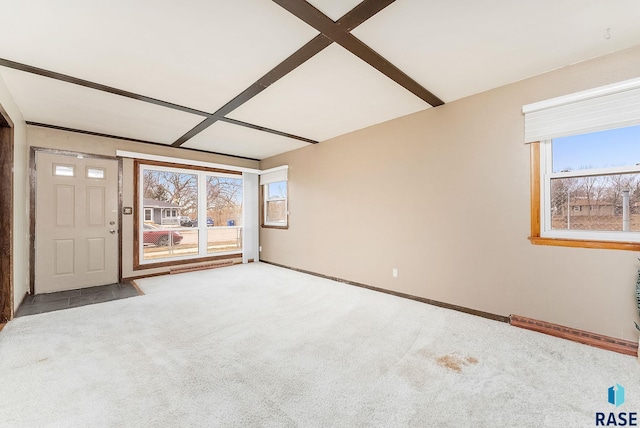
0;68;204;144
353;0;640;103
227;43;430;141
183;121;311;160
305;0;364;21
0;0;318;113
0;0;639;160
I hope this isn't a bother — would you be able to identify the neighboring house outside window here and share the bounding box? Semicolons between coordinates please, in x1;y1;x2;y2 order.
136;161;244;267
143;198;181;226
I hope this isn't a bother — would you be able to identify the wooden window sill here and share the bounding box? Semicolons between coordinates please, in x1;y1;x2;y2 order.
133;253;241;271
261;224;288;230
529;236;640;251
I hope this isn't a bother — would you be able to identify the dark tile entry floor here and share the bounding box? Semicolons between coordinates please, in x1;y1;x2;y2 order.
15;283;141;317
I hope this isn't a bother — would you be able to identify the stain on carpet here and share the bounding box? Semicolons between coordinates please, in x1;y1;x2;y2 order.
436;354;478;373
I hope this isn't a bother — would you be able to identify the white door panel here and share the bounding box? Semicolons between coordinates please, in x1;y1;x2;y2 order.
35;152;119;293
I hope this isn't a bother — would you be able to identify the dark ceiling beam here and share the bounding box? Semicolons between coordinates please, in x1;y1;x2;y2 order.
336;0;396;31
218;117;318;144
0;57;317;150
170;117;219;148
172;34;332;147
217;35;333;118
3;0;421;155
172;0;399;147
26;121;169;145
26;122;261;161
272;0;444;107
0;58;210;117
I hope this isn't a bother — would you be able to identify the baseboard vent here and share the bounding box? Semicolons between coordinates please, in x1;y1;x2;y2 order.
170;260;234;275
510;314;638;357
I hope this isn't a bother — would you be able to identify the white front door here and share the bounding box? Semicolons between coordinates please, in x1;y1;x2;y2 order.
35;152;119;293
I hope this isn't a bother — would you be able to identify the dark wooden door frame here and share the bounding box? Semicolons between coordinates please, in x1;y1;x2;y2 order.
29;147;123;294
0;104;14;323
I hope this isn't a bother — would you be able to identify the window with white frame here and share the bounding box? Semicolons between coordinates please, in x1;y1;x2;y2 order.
137;161;243;265
539;127;640;242
261;167;288;228
524;77;640;247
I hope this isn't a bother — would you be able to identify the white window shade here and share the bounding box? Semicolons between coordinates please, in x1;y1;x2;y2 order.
523;77;640;143
260;166;288;185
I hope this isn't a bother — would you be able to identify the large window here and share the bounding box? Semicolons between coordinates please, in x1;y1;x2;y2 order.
137;162;243;266
537;126;640;244
525;77;640;250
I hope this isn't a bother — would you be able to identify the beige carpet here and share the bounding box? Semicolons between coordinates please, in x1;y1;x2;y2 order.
0;262;639;427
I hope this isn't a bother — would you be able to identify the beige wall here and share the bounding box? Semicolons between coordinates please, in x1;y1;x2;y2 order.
27;126;258;279
260;46;640;341
0;73;28;312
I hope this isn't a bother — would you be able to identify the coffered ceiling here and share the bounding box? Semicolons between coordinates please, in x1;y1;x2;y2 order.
0;0;639;160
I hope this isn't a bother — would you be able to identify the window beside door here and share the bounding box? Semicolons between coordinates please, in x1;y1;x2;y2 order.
136;161;243;267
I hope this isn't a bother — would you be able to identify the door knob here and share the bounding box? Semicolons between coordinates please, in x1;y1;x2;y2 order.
110;229;117;234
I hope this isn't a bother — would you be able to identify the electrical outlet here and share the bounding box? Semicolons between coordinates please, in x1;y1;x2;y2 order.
259;246;262;252
392;268;398;278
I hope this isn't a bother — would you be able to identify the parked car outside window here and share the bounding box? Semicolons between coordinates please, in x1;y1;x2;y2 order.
143;223;183;246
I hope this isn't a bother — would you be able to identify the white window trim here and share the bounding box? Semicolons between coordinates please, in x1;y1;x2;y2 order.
118;150;260;174
539;140;640;243
264;197;288;227
138;163;243;265
261;167;289;227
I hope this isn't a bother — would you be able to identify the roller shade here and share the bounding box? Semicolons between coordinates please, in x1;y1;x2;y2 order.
523;77;640;143
260;166;288;185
